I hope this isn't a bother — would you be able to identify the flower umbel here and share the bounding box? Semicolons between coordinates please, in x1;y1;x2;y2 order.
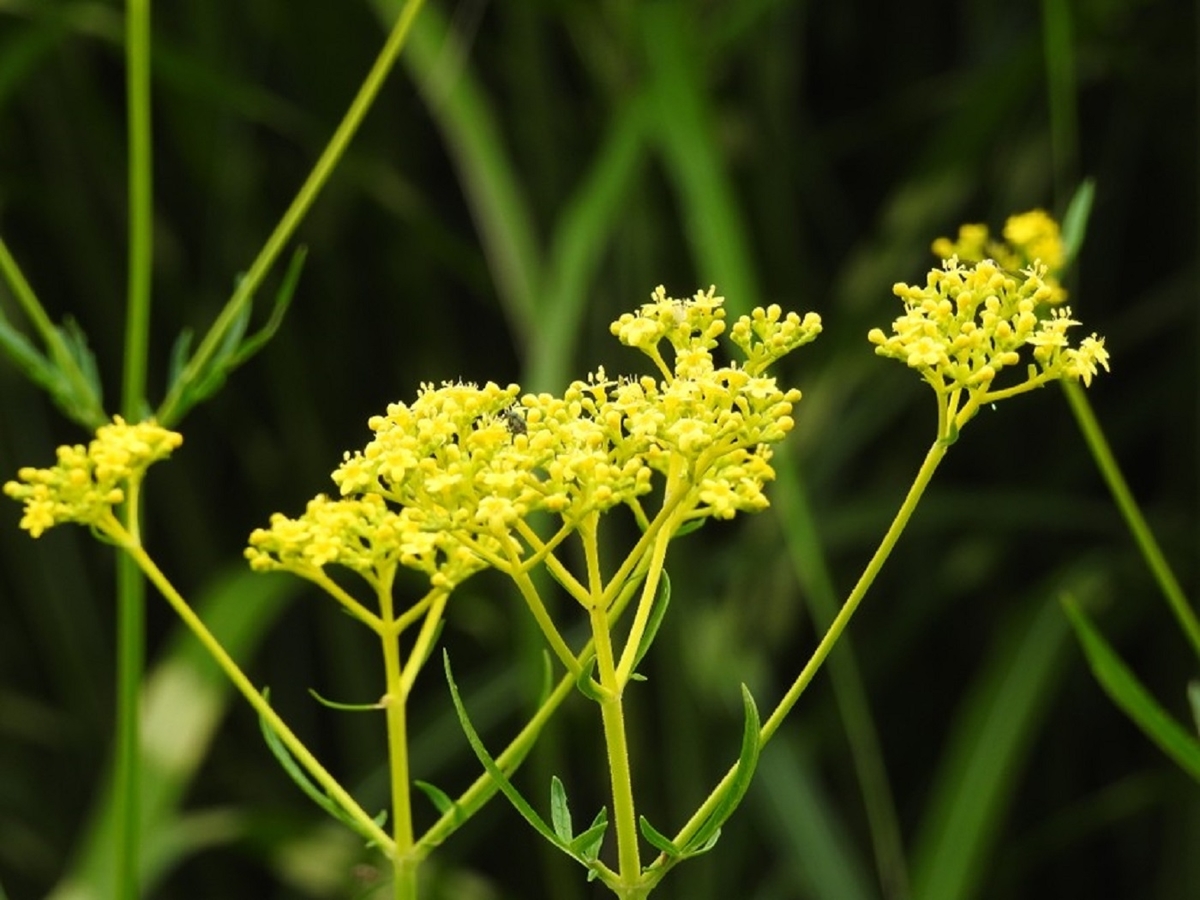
869;212;1109;439
931;208;1068;304
3;416;182;538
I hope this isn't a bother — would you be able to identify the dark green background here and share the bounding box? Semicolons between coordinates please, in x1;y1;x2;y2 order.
0;1;1196;898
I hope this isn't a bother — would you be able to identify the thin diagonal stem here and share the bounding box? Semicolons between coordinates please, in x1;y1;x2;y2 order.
1063;381;1200;658
157;0;427;425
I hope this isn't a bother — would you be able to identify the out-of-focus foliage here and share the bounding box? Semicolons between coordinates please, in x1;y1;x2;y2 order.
0;1;1194;898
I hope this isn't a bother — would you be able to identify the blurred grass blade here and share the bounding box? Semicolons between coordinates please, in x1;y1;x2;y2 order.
1190;683;1200;737
911;589;1074;900
49;568;302;899
1063;597;1200;782
639;1;758;316
1041;0;1080;195
774;458;910;900
381;0;541;343
753;733;878;900
1059;179;1095;267
527;95;650;391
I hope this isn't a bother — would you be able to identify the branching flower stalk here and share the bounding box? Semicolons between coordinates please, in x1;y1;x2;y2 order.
644;210;1110;887
319;286;825;897
5;212;1109;898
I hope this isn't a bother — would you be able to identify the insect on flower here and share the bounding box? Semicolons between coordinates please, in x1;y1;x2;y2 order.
499;405;527;436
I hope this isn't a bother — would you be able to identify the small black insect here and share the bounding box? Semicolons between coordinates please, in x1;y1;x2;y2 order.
499;405;527;436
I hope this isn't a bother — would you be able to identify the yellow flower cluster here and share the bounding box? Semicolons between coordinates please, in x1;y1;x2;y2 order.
931;209;1067;304
869;212;1109;410
245;492;490;590
249;287;820;591
3;417;183;538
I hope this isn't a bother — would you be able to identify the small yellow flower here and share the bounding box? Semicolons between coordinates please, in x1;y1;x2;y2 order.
245;492;494;590
4;417;182;538
250;287;819;599
870;215;1109;426
932;209;1068;304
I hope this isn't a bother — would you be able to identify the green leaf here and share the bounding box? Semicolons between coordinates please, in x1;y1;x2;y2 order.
638;815;681;857
0;317;58;392
58;317;104;408
414;780;460;821
166;328;194;395
569;807;608;862
1060;179;1095;269
631;570;671;674
672;518;707;538
306;687;382;712
443;651;563;850
1063;598;1200;783
164;246;305;424
257;687;388;843
226;245;306;364
550;776;573;843
1189;682;1200;738
685;684;760;854
574;655;606;702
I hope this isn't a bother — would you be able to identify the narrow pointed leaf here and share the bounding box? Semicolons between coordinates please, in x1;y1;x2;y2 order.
686;684;760;853
570;808;609;862
575;655;606;702
639;815;682;857
414;780;460;821
631;570;671;673
226;245;306;365
1064;598;1200;782
443;652;563;849
166;328;194;394
257;688;387;842
1060;179;1095;268
550;776;573;843
307;687;382;712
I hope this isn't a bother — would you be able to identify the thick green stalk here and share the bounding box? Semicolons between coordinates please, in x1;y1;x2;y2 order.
114;1;154;895
591;603;642;893
379;584;417;900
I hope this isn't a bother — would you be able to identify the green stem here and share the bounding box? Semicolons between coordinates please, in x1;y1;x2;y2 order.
123;0;152;420
663;439;948;856
111;532;395;854
764;439;945;739
1062;381;1200;659
113;2;154;894
590;590;641;890
415;547;661;855
112;548;144;900
614;522;670;687
379;581;417;900
157;0;427;425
